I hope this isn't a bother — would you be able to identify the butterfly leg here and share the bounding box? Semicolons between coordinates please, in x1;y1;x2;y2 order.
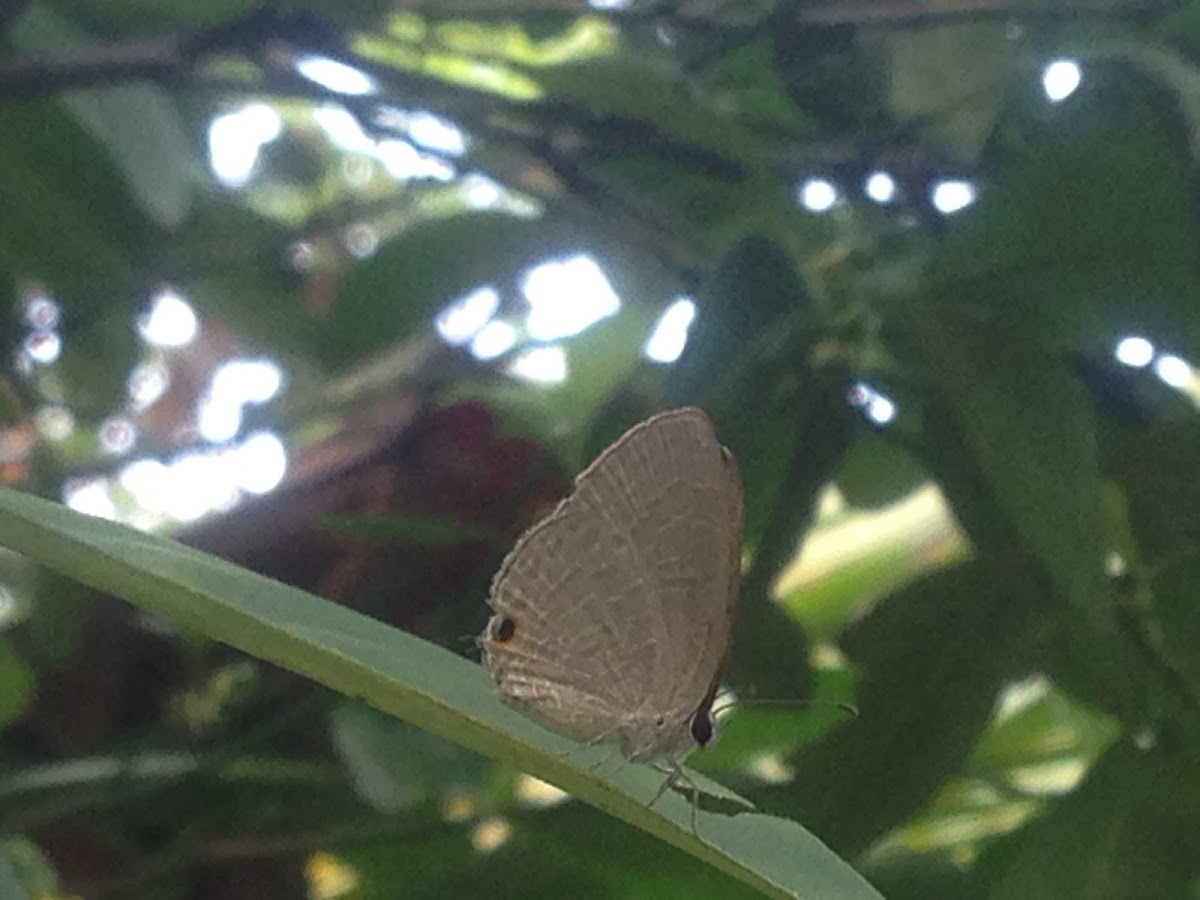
648;762;701;832
583;744;623;776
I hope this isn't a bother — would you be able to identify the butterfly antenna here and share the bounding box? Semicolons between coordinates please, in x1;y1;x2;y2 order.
711;697;859;720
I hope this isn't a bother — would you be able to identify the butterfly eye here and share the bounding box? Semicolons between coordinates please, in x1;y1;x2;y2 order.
491;616;517;643
689;710;715;747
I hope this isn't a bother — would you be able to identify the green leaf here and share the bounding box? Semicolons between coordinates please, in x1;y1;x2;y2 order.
22;569;88;665
1108;418;1200;557
765;558;1043;855
0;835;57;897
0;100;142;293
835;434;930;510
981;740;1200;899
0;637;34;727
913;306;1129;706
710;40;813;134
0;487;882;900
886;22;1011;160
931;72;1200;356
539;56;763;166
331;700;487;813
1147;557;1200;696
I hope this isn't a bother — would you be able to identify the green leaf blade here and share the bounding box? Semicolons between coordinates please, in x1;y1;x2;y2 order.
0;487;882;900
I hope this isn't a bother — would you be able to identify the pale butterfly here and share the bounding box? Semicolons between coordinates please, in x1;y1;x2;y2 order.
480;407;743;814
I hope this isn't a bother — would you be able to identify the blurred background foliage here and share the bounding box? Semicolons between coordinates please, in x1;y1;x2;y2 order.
1;0;1200;897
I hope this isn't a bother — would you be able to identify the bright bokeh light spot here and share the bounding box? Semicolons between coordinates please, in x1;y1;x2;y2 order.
407;110;468;156
470;320;517;361
138;287;199;348
98;416;137;455
436;286;501;345
867;394;897;426
24;291;60;329
342;222;379;259
1042;59;1082;103
208;103;283;188
470;817;511;854
304;851;360;900
930;179;977;215
127;361;171;411
294;54;378;96
0;585;18;628
232;431;288;495
522;254;621;341
198;357;285;443
117;433;287;523
848;382;898;427
376;139;456;182
164;451;240;521
376;138;421;178
1154;353;1193;389
995;675;1051;724
514;774;569;809
313;104;374;153
589;0;633;8
287;240;316;273
442;793;475;823
198;395;243;443
33;405;74;441
1114;335;1155;368
119;458;170;512
64;478;117;520
643;297;697;364
864;171;897;204
1009;758;1088;795
508;345;568;384
798;177;840;213
23;330;61;365
461;173;504;209
211;358;286;405
748;753;796;785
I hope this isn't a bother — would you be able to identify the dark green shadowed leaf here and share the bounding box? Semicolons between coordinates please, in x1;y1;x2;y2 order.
22;569;88;666
0;487;883;900
979;740;1200;900
912;305;1132;713
341;805;768;900
331;700;487;813
0;637;35;727
930;68;1200;357
538;56;763;167
0;99;145;293
835;433;930;510
764;558;1043;855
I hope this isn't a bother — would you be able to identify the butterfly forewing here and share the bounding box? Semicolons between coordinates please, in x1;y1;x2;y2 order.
482;407;743;757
